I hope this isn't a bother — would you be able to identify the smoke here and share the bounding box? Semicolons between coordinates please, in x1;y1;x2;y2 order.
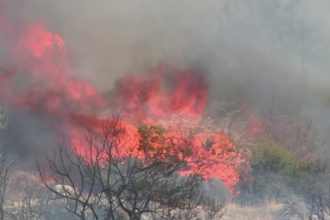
2;1;327;95
1;0;330;157
1;0;222;86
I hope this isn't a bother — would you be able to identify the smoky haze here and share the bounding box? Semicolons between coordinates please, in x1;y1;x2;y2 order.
1;0;330;157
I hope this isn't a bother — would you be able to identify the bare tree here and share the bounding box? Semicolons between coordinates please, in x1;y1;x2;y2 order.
38;117;224;220
0;105;16;220
0;146;15;220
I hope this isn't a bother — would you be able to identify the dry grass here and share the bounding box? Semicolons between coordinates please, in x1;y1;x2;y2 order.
222;201;284;220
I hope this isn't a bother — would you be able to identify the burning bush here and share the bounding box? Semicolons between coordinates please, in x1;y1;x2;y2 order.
38;118;230;220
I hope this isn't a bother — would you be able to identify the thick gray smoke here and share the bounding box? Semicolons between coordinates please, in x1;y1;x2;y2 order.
1;0;330;156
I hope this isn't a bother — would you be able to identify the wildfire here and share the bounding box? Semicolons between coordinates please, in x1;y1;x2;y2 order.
0;20;242;191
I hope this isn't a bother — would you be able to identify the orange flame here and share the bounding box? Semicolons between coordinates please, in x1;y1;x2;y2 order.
0;21;242;191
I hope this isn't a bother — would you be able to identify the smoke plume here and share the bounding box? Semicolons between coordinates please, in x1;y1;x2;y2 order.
1;0;330;162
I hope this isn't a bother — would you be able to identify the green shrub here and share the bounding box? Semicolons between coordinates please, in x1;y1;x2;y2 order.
237;140;328;204
251;141;300;175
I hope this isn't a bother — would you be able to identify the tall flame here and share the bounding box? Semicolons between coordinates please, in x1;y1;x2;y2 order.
0;21;242;191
